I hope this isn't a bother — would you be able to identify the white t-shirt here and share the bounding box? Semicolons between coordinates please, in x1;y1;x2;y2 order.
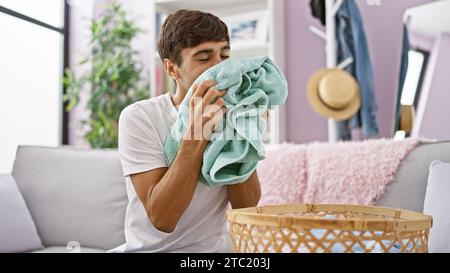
108;93;232;253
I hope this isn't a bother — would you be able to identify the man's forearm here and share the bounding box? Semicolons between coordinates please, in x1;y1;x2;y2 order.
227;171;261;209
147;139;206;233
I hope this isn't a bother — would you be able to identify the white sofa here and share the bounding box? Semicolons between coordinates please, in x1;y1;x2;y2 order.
2;141;450;253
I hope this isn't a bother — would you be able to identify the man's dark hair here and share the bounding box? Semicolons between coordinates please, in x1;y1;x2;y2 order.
157;9;230;66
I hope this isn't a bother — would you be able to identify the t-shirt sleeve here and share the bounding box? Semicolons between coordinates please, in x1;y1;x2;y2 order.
118;104;168;177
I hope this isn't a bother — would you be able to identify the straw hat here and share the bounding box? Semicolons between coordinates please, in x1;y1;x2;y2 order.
307;68;361;121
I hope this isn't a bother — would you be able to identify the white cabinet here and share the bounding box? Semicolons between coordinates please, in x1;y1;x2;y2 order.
148;0;287;144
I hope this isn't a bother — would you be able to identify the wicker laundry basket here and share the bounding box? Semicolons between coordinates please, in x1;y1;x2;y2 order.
227;204;433;253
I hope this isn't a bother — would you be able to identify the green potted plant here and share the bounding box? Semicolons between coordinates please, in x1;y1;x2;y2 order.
63;3;149;148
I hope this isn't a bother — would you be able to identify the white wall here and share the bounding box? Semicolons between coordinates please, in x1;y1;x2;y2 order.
66;0;94;147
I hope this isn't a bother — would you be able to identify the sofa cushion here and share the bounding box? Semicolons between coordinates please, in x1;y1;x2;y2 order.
423;160;450;253
0;174;43;253
376;141;450;212
30;246;106;253
11;146;128;250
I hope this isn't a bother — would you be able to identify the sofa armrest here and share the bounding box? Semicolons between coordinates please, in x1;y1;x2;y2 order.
376;141;450;212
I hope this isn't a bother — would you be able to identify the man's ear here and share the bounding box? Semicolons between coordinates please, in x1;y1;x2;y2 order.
163;59;179;80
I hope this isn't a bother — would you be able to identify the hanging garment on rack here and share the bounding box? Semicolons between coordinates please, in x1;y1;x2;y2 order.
310;0;326;26
335;0;379;140
393;25;411;136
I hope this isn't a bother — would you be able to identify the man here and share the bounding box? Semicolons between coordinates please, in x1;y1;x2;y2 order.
110;10;262;253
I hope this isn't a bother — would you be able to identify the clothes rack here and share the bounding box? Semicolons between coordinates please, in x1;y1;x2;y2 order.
309;0;353;142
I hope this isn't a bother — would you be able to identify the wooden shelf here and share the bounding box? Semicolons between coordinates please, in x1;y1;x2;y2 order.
231;43;269;58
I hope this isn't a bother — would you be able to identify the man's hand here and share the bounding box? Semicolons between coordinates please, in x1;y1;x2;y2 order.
263;110;269;122
184;80;227;146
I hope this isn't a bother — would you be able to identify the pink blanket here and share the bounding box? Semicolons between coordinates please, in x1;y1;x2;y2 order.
257;138;421;206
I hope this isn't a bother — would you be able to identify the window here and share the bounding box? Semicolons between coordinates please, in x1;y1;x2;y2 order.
0;0;63;27
0;1;68;173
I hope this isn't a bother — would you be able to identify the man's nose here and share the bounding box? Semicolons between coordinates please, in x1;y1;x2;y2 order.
211;55;222;66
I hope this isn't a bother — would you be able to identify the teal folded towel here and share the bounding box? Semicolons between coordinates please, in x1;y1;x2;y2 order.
163;56;288;187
